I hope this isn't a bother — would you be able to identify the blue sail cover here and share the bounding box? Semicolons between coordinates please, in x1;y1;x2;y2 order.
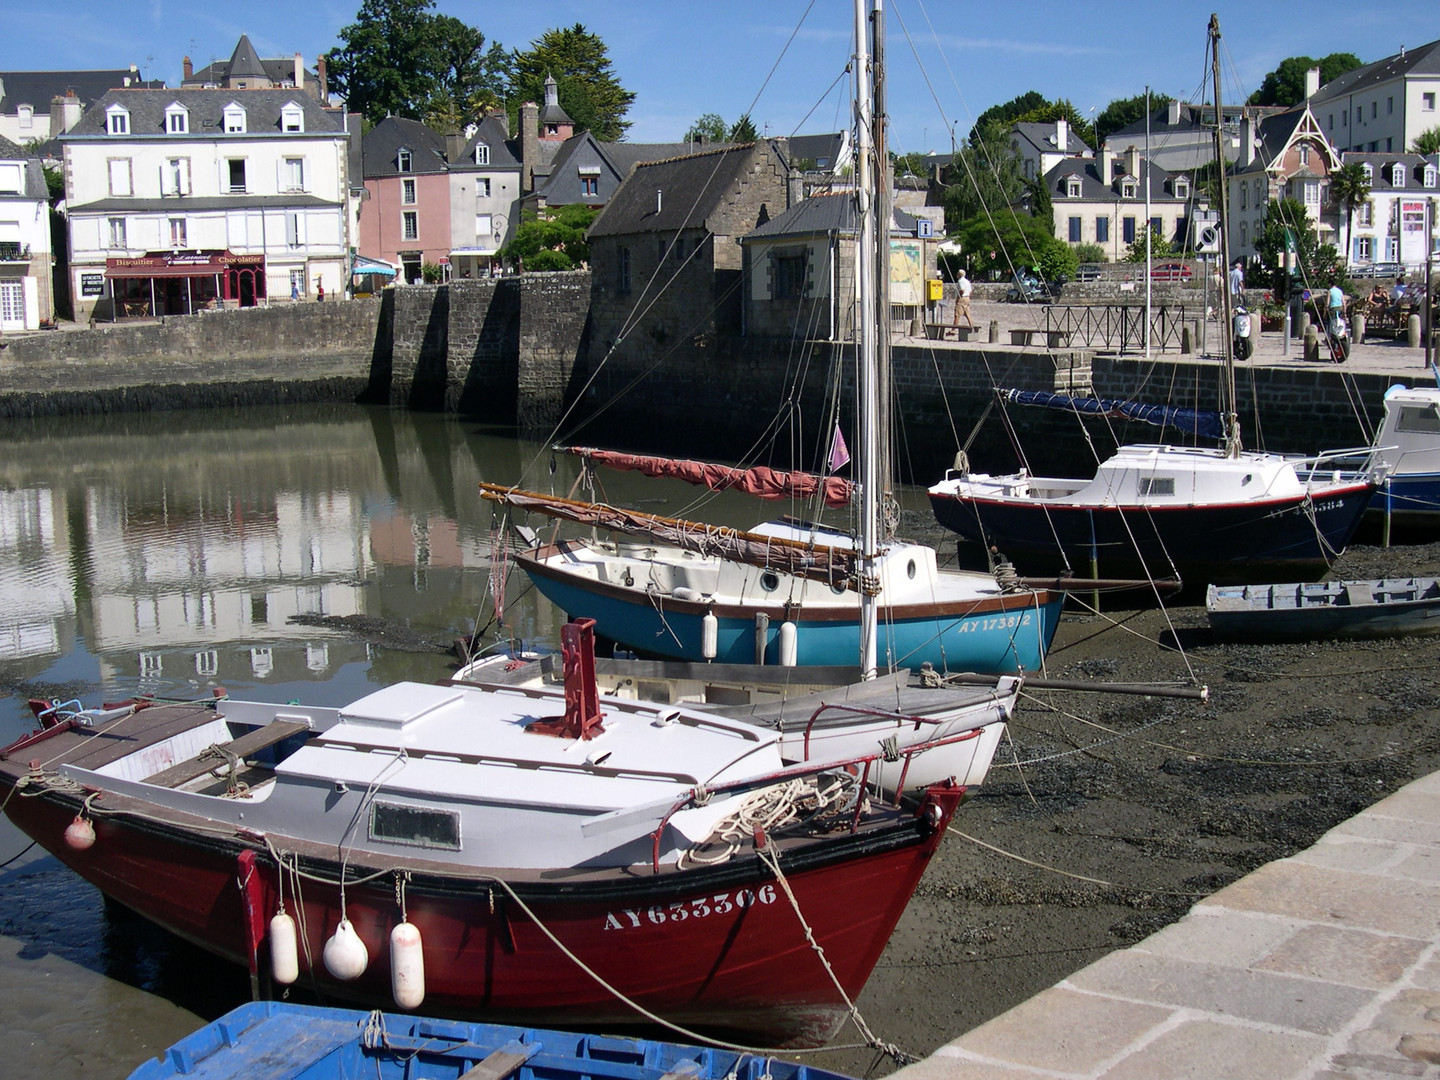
1005;389;1227;442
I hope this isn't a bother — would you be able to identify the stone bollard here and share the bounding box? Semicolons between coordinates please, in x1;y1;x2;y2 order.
988;319;999;344
911;312;925;337
1297;311;1311;339
1181;326;1193;354
1353;312;1366;341
1303;325;1319;360
1408;313;1422;348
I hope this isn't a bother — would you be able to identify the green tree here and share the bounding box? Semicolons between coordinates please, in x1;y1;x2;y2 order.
1328;162;1371;266
511;25;634;142
728;114;758;142
1247;54;1362;106
1122;224;1173;263
967;90;1047;147
893;151;928;179
684;113;728;142
426;15;511;120
325;0;445;124
1412;126;1440;154
502;203;599;270
941;121;1025;230
955;211;1065;280
1024;173;1053;232
1253;197;1343;296
1094;92;1174;145
1074;242;1106;264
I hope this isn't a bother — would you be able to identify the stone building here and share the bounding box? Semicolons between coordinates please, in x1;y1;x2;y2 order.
586;141;792;361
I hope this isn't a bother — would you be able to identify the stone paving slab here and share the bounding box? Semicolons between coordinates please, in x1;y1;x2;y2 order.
895;768;1440;1080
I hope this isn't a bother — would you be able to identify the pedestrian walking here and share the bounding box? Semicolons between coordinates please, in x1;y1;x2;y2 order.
953;268;975;330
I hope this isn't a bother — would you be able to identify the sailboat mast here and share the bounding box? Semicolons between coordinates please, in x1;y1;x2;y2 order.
854;0;880;679
1210;13;1242;456
872;0;894;531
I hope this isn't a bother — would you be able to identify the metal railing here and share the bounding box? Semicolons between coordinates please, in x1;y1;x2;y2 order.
1043;304;1196;353
0;242;30;261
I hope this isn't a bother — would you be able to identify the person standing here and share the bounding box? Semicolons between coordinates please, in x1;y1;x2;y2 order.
953;268;975;330
1228;260;1244;298
317;280;325;303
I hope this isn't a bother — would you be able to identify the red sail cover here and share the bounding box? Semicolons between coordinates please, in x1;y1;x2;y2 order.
570;448;854;510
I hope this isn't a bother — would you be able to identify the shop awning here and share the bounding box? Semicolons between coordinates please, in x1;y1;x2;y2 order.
352;256;397;277
105;250;264;279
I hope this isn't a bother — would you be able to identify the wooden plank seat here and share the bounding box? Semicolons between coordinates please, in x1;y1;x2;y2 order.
142;718;311;788
926;323;978;341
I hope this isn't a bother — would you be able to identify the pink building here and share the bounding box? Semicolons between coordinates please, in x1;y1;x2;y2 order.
358;117;453;283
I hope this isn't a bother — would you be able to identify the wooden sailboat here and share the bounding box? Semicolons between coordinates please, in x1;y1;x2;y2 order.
926;16;1376;589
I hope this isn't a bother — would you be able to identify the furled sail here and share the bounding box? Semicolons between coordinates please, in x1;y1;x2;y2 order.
565;447;855;510
1004;390;1227;442
480;483;858;588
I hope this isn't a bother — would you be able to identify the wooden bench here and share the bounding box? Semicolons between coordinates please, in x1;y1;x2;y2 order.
142;718;311;788
926;324;979;342
1010;328;1072;348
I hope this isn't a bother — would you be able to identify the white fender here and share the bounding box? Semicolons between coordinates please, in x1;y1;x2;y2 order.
390;920;426;1009
701;611;718;660
64;815;95;851
778;621;798;667
322;918;369;981
269;912;299;985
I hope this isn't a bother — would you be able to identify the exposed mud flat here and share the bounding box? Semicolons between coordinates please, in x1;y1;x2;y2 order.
805;539;1440;1077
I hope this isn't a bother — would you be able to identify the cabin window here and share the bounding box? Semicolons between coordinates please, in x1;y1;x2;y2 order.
370;801;461;850
1138;476;1175;497
760;571;780;592
1397;406;1440;434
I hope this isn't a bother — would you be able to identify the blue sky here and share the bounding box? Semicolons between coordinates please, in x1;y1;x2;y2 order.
2;1;1435;152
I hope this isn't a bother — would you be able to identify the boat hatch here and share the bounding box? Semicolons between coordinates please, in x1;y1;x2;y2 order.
341;683;463;728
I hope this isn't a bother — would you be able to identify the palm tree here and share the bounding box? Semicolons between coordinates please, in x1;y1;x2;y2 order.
1328;162;1371;268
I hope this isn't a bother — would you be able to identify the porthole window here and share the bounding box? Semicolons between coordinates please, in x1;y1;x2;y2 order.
760;571;780;592
906;559;917;579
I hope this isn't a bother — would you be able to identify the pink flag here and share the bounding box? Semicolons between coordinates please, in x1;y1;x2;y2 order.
827;425;851;472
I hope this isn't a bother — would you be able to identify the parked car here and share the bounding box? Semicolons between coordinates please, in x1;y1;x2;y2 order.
1006;269;1065;303
1349;262;1404;280
1150;262;1194;282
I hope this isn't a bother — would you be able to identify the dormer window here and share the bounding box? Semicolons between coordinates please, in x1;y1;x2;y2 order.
1389;162;1405;186
397;148;413;172
1064;176;1081;198
280;101;304;133
1424;165;1437;189
223;103;247;134
165;103;189;134
474;143;489;165
1121;178;1137;198
1174;177;1189;199
106;104;130;135
1360;162;1373;182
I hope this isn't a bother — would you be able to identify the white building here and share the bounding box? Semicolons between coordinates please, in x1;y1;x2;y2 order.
1334;152;1440;271
61;88;355;320
0;135;53;329
1311;39;1440;156
1225;104;1341;262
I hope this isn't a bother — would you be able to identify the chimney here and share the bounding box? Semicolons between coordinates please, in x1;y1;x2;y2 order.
1167;99;1181;126
1241;114;1256;168
1055;117;1069;152
294;52;304;90
1125;145;1140;180
521;100;539;193
1304;66;1320;99
656;188;663;215
1100;148;1116;186
317;56;328;101
489;107;509;138
183;56;193;81
50;90;82;137
446;132;465;162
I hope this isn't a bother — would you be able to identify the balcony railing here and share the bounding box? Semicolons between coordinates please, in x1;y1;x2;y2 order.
0;242;30;261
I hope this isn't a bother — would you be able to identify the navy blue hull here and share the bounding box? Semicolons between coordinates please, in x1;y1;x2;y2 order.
929;485;1375;586
1369;473;1440;527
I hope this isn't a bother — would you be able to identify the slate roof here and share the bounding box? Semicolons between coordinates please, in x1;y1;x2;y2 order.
0;69;161;113
361;116;448;177
1013;120;1094;157
588;143;790;238
187;35;316;89
1229;106;1335;177
1043;154;1187;202
1311;38;1440;102
455;115;521;170
1106;102;1283;145
62;88;344;138
786;132;846;170
1341;151;1440;189
742;190;918;240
